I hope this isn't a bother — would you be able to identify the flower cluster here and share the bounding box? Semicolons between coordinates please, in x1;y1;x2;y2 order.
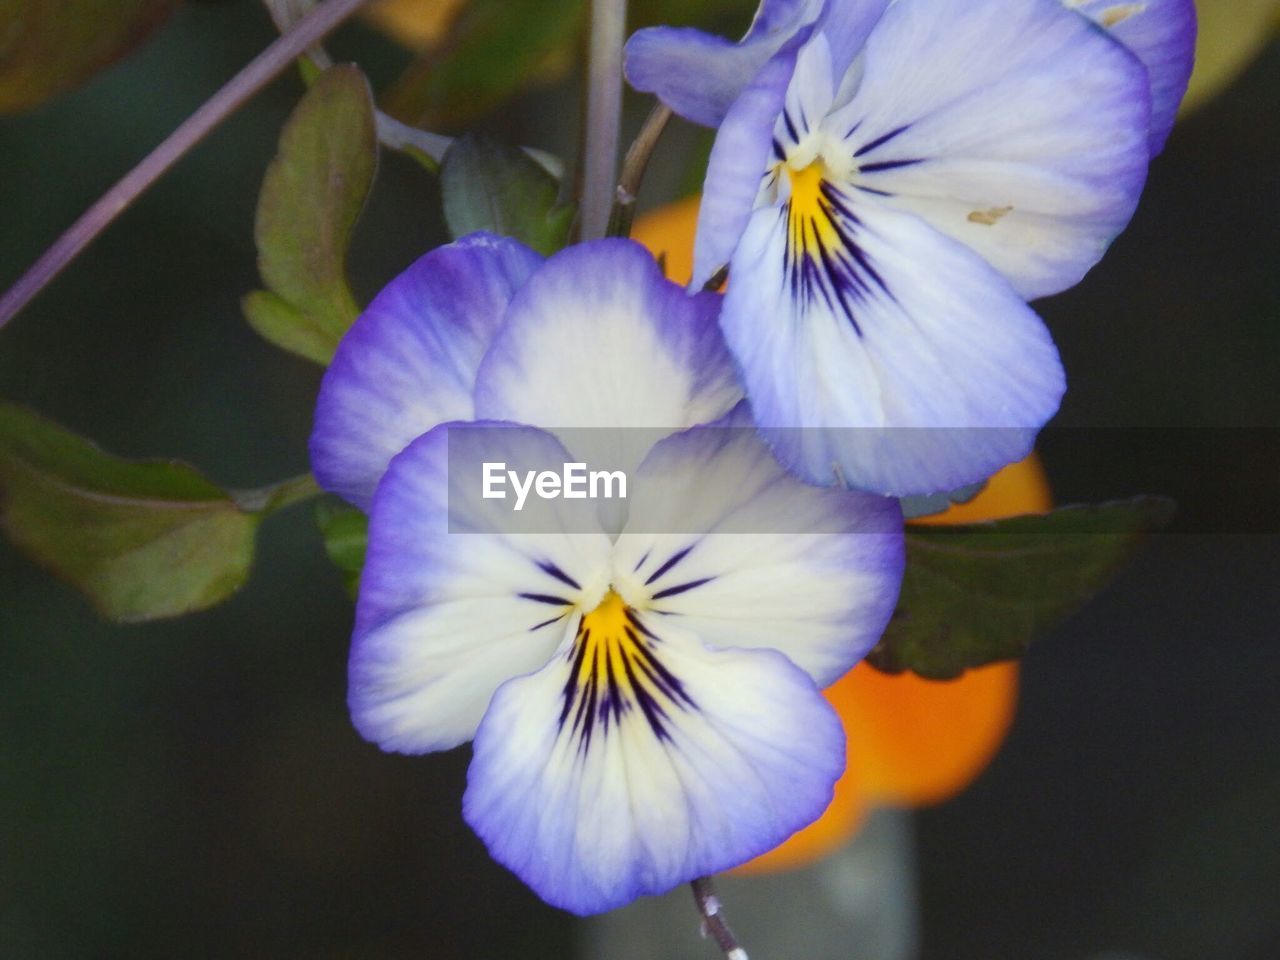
312;0;1194;917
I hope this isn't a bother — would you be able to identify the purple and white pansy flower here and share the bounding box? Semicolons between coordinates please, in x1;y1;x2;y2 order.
310;234;905;915
626;0;1194;496
627;0;1195;157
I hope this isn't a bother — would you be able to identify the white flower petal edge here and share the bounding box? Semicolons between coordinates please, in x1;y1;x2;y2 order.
310;234;541;510
464;612;845;915
350;422;613;753
611;418;904;686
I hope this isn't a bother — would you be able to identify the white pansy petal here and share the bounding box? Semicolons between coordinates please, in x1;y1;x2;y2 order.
1069;0;1197;155
475;239;741;437
464;607;845;915
693;34;809;290
832;0;1151;299
720;189;1065;495
311;234;541;509
350;422;613;754
610;423;903;687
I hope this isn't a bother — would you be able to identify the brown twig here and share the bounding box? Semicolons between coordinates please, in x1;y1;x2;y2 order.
0;0;374;330
691;876;749;960
606;101;673;239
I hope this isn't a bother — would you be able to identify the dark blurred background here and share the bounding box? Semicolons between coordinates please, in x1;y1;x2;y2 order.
1;2;1277;957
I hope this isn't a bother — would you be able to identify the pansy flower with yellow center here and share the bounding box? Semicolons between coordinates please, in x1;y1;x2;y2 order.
627;0;1195;157
310;235;905;914
631;195;1052;875
626;0;1195;496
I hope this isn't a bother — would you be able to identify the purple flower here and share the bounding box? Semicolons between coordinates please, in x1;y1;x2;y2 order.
629;0;1193;496
310;235;905;914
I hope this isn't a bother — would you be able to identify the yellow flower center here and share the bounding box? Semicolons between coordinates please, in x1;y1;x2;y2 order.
786;160;844;263
561;590;694;748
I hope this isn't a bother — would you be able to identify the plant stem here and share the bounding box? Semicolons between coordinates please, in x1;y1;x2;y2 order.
262;0;450;170
0;0;373;331
580;0;628;240
606;101;672;238
690;877;749;960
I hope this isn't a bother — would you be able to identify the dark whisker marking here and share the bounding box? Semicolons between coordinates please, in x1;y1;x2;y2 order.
644;543;697;585
529;612;568;632
772;137;785;162
817;240;863;337
650;577;715;601
632;549;651;573
557;596;698;754
518;592;569;606
559;628;592;726
854;184;892;197
620;652;674;741
625;608;660;641
853;123;911;157
601;649;623;728
782;173;900;334
858;158;923;174
782;109;800;144
536;560;580;591
629;622;696;709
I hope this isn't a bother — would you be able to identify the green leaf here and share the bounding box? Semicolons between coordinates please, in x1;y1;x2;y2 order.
0;0;175;113
0;404;259;622
242;290;336;368
314;497;367;598
382;0;584;129
440;132;574;255
867;497;1177;679
246;64;377;365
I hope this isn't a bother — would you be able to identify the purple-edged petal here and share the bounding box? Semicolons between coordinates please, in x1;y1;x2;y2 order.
624;0;818;127
310;234;542;510
610;421;904;687
692;33;810;289
830;0;1152;299
1068;0;1197;155
350;421;613;754
464;611;845;915
474;239;741;447
721;190;1065;495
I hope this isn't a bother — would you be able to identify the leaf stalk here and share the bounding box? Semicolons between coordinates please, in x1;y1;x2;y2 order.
606;101;672;238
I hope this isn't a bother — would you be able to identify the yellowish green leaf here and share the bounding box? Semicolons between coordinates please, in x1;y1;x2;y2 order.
246;64;377;364
0;404;257;622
